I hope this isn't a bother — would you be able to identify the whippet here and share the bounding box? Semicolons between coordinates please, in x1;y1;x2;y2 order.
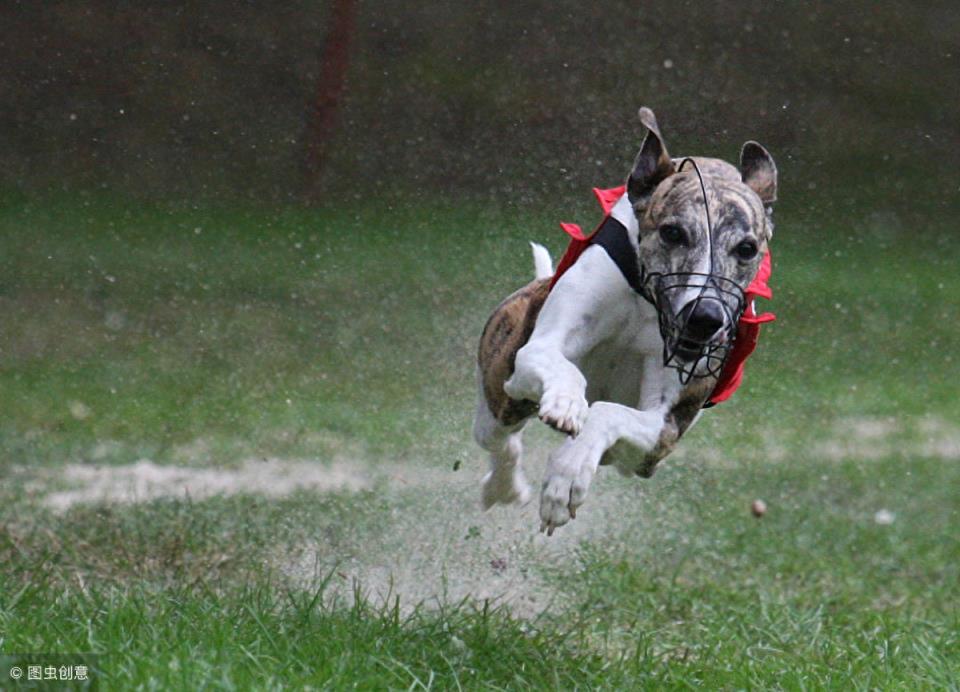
474;107;777;534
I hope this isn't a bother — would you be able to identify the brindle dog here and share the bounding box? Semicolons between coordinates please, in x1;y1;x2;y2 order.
474;107;777;534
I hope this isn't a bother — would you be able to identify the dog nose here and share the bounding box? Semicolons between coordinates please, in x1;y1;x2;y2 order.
684;300;725;340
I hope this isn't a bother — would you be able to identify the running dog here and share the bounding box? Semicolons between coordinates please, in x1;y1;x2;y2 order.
474;107;777;534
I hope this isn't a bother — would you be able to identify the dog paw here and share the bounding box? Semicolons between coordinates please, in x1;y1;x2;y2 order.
481;467;532;509
538;441;599;535
538;389;589;436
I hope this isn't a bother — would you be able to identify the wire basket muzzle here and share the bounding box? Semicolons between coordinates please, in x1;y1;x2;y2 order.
644;272;746;383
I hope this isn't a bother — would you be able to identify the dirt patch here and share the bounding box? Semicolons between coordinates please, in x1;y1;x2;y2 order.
703;415;960;466
26;414;960;617
815;415;960;461
281;429;680;617
42;458;371;512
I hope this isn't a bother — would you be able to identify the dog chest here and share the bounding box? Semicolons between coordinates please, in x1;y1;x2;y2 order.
578;309;662;406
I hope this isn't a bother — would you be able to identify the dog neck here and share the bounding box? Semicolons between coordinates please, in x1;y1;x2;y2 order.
608;191;640;245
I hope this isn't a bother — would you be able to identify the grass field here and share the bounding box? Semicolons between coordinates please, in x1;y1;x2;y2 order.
1;189;959;688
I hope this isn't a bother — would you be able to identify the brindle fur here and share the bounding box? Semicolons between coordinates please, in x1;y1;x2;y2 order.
477;278;550;426
634;375;713;476
637;163;773;296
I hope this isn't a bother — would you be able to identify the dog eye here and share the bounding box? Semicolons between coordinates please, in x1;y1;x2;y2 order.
659;225;687;246
734;239;758;260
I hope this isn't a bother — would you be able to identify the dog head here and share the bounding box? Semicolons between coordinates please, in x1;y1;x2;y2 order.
626;107;777;377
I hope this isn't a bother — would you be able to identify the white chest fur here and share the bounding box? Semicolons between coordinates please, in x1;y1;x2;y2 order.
488;232;689;535
512;244;673;410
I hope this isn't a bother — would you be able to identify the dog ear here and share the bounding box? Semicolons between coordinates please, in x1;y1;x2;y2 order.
628;107;676;205
740;141;778;205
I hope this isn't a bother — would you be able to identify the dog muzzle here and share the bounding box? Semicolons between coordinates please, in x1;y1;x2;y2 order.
641;271;746;384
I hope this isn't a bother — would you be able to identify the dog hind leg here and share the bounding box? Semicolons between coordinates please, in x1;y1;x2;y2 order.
473;397;532;508
475;278;550;509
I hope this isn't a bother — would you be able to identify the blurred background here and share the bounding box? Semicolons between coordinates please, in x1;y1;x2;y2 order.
3;0;959;462
2;3;960;686
2;1;958;210
2;0;959;489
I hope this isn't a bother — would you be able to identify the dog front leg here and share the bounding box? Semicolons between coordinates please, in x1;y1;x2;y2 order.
505;342;589;436
504;245;630;437
540;401;665;534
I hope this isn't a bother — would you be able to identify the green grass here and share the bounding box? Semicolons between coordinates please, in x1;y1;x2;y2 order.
1;577;655;689
1;190;959;688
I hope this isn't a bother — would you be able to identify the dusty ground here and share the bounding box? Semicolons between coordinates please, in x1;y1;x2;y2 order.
16;414;959;617
40;458;370;512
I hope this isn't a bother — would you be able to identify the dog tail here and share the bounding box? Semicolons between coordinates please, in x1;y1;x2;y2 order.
530;242;554;280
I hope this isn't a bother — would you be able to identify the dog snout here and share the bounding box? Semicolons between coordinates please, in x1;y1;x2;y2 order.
681;299;725;340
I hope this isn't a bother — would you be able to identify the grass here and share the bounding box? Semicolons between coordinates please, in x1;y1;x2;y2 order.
1;576;651;689
562;454;960;687
1;188;959;688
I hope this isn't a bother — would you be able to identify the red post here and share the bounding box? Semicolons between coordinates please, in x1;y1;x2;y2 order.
303;0;356;200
